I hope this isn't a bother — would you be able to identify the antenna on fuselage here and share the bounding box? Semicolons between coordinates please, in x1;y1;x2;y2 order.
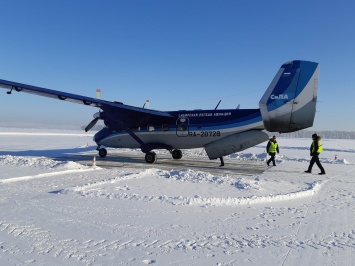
143;100;150;109
236;104;240;109
96;89;101;99
215;100;221;110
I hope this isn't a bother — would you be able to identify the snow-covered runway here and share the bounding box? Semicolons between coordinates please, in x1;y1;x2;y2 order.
0;128;354;265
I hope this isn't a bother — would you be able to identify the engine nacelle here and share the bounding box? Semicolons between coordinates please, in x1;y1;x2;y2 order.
259;60;319;133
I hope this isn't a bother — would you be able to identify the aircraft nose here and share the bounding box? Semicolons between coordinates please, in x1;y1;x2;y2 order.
93;127;111;144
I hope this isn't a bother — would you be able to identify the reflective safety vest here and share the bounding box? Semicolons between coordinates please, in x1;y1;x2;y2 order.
312;140;323;153
268;141;278;153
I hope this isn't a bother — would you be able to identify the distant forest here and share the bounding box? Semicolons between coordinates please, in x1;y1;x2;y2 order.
84;125;355;140
269;130;355;140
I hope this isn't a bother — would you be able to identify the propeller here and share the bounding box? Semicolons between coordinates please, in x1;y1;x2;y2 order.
85;112;101;132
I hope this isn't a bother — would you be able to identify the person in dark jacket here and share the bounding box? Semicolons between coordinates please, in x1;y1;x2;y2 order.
266;136;279;166
305;133;326;175
219;156;224;167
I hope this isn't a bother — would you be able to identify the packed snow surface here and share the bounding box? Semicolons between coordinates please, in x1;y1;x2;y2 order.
0;128;355;265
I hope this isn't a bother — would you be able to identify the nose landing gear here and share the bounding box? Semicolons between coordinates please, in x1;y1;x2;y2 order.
96;146;107;158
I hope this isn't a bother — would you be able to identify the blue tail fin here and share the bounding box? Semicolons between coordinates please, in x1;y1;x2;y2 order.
259;60;319;133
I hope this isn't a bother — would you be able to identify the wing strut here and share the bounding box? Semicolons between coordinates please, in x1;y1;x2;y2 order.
105;109;173;152
125;129;172;153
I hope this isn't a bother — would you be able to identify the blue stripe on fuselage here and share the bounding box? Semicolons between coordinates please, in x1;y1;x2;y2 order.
94;108;263;143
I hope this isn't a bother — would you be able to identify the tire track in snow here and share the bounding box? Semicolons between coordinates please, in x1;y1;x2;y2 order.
280;166;355;266
0;168;101;184
58;168;325;207
61;179;325;207
2;218;355;265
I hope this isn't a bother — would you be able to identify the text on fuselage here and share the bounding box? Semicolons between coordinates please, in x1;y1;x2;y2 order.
179;112;232;118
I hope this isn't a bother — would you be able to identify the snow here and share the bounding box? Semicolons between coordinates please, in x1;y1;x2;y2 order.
1;128;355;265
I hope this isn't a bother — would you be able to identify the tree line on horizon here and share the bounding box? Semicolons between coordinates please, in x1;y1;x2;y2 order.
269;130;355;140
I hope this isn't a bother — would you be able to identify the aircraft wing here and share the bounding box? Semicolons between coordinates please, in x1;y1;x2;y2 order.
0;79;173;118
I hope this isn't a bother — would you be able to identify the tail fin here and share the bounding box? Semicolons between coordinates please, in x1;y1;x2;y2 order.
259;60;319;133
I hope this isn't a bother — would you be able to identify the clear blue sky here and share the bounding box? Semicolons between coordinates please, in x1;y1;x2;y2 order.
1;0;354;131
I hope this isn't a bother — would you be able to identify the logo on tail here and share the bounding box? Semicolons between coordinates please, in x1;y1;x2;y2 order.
270;94;289;100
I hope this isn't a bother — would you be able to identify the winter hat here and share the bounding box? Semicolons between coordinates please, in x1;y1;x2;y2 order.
312;133;317;138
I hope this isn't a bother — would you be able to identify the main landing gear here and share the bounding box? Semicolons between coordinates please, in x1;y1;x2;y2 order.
144;149;183;164
145;152;157;164
96;146;183;164
171;149;182;160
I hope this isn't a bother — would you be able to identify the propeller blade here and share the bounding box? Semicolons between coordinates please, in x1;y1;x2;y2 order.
93;112;100;119
85;117;99;132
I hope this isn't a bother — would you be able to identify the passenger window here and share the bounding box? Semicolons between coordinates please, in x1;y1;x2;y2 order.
148;125;155;132
178;125;187;131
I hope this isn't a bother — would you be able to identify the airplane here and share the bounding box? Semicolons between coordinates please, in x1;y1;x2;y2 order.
0;60;319;164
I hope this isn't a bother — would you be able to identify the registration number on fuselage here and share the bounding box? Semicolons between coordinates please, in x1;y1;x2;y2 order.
188;131;221;137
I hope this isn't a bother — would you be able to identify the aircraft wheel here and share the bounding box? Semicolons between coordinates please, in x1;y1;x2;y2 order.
145;152;157;164
98;148;107;158
172;149;182;160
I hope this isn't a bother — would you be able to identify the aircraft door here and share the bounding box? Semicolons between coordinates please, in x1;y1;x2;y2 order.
176;118;189;137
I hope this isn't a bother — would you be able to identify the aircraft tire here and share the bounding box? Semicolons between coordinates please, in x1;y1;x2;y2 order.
172;149;182;160
145;152;157;164
98;148;107;158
